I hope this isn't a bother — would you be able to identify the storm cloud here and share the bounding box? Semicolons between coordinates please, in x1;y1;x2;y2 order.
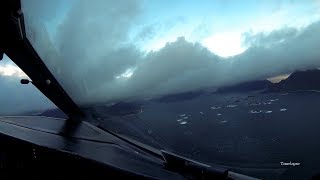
21;0;320;106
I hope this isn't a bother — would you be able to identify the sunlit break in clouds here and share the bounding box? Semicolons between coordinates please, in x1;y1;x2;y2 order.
116;68;135;79
202;32;246;57
0;64;27;78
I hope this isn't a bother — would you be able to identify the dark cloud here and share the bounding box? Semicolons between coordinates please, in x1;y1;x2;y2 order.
134;16;187;44
234;21;320;80
21;0;320;106
243;27;298;47
21;0;64;21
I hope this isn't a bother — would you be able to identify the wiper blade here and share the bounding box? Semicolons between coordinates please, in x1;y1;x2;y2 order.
161;150;261;180
98;125;260;179
161;150;228;179
97;125;164;160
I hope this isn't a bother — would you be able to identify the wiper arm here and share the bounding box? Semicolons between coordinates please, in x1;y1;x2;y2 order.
161;150;261;180
97;125;164;160
161;150;228;179
98;125;260;179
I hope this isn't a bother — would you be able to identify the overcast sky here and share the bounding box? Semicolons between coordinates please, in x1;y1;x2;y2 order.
0;55;55;115
1;0;319;113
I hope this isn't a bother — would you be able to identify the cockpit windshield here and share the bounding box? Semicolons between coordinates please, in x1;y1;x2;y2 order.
20;0;320;179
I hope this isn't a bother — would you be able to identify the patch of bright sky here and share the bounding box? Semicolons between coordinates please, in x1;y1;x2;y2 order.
115;68;135;79
267;74;290;83
0;55;27;78
137;0;320;57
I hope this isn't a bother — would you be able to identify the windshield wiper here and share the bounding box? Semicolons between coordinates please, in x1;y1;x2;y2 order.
161;150;228;179
161;150;261;180
98;124;260;180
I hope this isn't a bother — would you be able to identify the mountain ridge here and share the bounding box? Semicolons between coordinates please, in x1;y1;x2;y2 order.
267;69;320;92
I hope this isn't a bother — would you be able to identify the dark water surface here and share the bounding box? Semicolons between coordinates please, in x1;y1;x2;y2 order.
92;91;320;179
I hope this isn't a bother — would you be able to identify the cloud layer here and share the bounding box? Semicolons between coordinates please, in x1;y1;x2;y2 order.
22;0;320;106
